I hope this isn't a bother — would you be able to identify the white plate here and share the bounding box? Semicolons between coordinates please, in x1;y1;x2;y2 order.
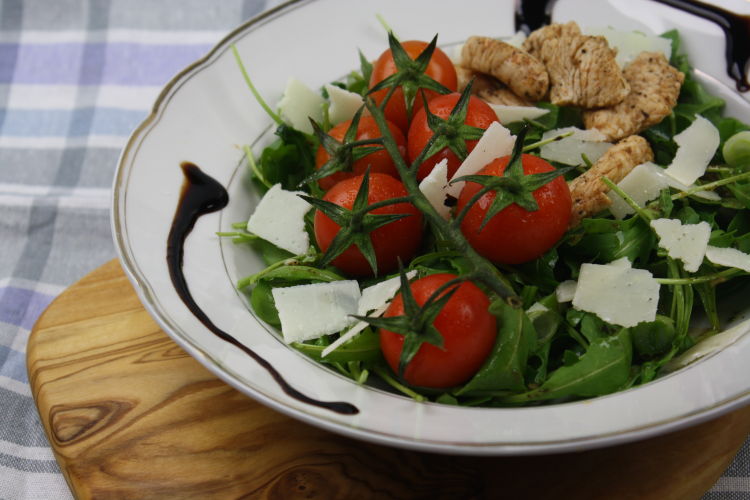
112;0;750;454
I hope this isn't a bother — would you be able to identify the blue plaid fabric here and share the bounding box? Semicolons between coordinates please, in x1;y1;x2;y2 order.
0;0;747;498
0;0;272;497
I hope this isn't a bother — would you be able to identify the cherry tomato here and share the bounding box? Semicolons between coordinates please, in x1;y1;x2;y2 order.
407;92;498;181
315;116;406;191
314;173;423;277
456;154;572;265
380;273;496;388
369;40;458;132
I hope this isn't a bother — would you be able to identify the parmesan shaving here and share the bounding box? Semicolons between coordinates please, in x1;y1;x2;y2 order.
447;121;514;198
705;245;750;273
277;77;324;134
273;280;360;344
488;103;549;125
663;115;720;186
418;159;451;219
246;184;311;254
540;126;612;166
650;218;711;273
572;260;660;327
322;271;417;357
607;162;669;219
324;84;364;125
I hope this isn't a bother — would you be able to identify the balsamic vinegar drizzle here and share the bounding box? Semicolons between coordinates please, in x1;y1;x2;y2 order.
515;0;750;92
167;162;358;415
515;0;553;34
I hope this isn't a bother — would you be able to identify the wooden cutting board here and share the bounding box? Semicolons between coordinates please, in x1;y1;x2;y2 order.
27;259;750;499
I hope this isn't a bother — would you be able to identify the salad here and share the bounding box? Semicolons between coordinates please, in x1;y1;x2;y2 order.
221;21;750;407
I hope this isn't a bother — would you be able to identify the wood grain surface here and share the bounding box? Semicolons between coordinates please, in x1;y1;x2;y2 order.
27;259;750;500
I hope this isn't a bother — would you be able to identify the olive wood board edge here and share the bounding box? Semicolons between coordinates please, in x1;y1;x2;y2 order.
27;259;750;500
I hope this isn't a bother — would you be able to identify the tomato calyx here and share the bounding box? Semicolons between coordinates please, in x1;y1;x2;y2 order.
353;267;463;378
302;108;384;186
300;170;413;275
416;82;486;164
453;127;575;230
368;33;452;119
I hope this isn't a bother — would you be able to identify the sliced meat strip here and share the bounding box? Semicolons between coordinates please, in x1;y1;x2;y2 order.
568;135;654;227
523;21;630;109
460;36;549;102
583;52;685;141
455;66;532;107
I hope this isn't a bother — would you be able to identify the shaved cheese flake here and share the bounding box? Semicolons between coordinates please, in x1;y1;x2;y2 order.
322;271;417;357
527;302;549;314
609;257;632;268
321;314;378;358
607;160;719;217
358;271;417;315
451;43;465;65
583;26;671;67
273;280;360;343
247;184;311;254
277;77;324;134
488;103;549;125
447;121;514;197
607;162;669;219
572;261;660;327
705;245;750;273
650;218;711;272
324;84;363;125
663;115;720;186
419;159;451;219
540;126;612;166
503;31;527;48
556;280;577;303
544;126;608;142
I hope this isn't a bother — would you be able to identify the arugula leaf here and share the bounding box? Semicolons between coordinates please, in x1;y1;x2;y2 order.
661;30;690;74
250;238;294;266
258;124;316;190
254;265;343;284
502;328;632;403
564;216;656;265
249;280;281;326
455;299;537;395
509;248;560;294
292;329;381;363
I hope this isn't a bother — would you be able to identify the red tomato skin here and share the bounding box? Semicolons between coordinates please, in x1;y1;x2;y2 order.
380;273;496;388
456;154;572;265
407;93;498;181
369;40;458;133
314;116;406;191
314;173;423;277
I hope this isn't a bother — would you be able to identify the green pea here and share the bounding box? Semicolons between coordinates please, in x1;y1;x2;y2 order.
632;315;676;358
723;130;750;168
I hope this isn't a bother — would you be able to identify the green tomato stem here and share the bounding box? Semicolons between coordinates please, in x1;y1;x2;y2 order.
365;97;520;303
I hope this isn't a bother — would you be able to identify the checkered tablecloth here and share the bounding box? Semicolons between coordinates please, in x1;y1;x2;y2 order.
0;0;748;498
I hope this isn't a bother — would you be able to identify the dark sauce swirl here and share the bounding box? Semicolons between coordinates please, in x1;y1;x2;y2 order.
167;162;358;415
515;0;750;92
